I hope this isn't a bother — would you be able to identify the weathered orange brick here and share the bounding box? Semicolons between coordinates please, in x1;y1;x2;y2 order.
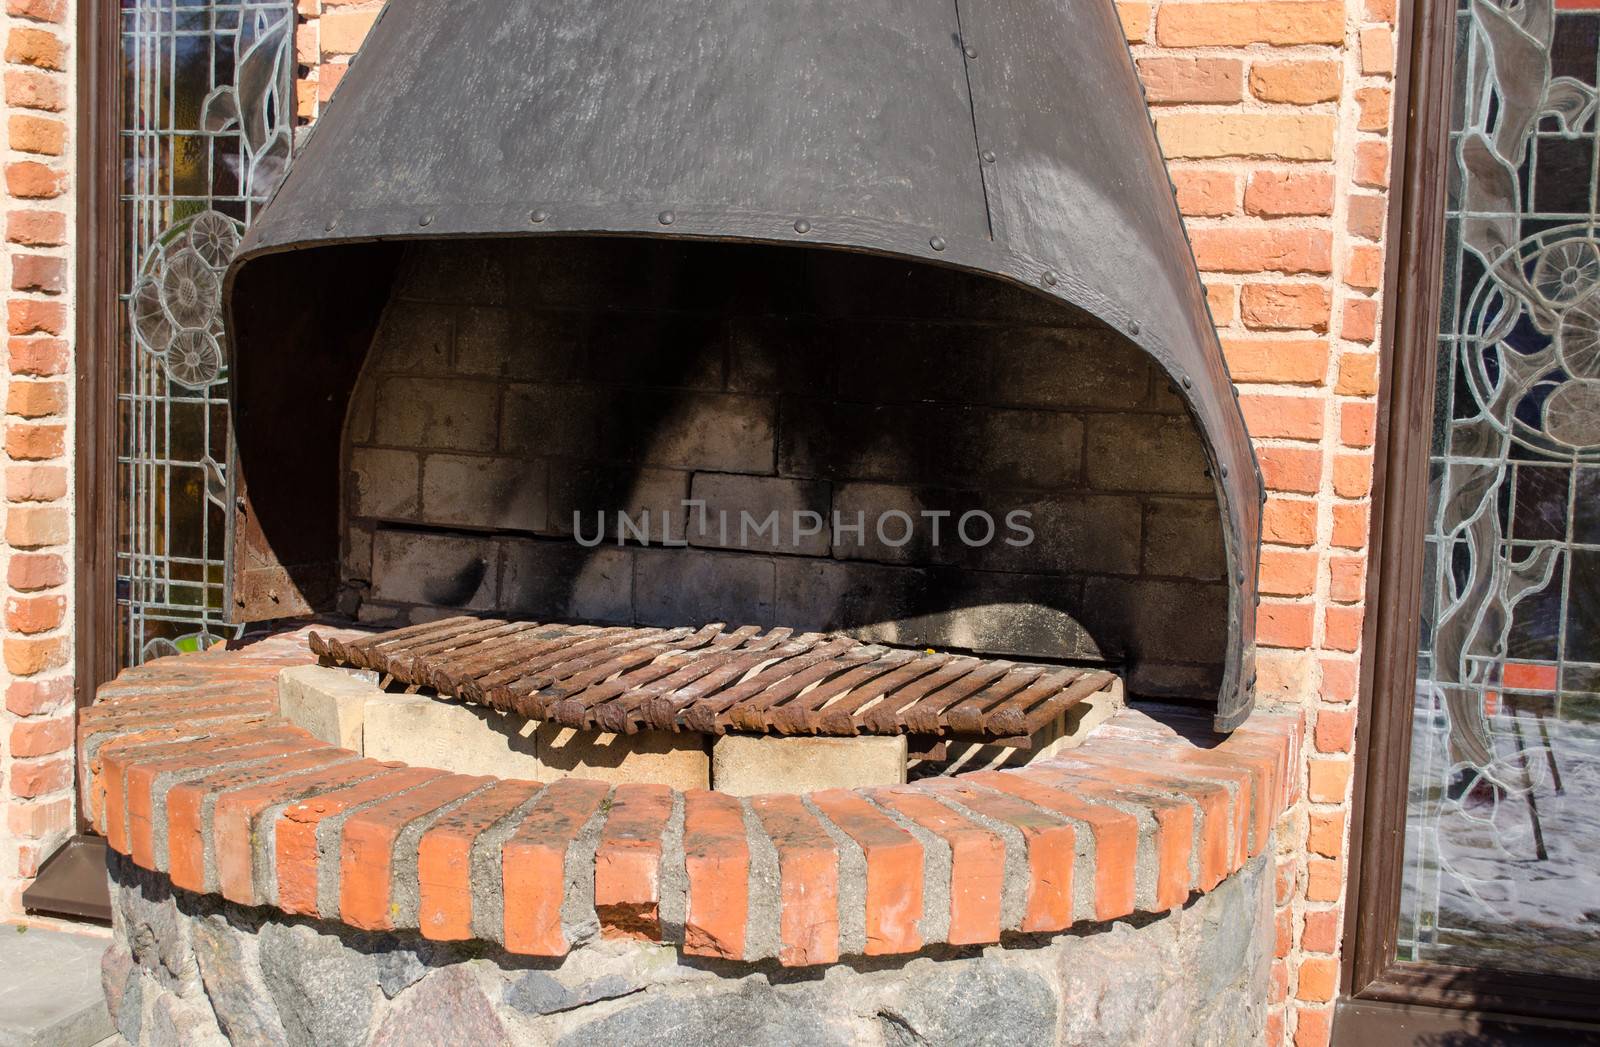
6;465;65;502
1117;2;1152;43
680;788;750;960
7;0;67;23
1331;502;1369;548
1249;60;1341;104
1242;282;1333;331
1343;297;1378;343
920;776;1075;934
813;789;924;953
1241;394;1324;440
6;379;65;417
1361;26;1395;75
1307;758;1351;803
1137;56;1243;104
874;787;1004;945
751;793;841;966
340;773;486;932
7;209;65;246
1357;86;1391;132
1315;707;1358;754
320;9;378;55
1321;656;1360;703
1345;244;1383;292
7;113;63;155
1264;497;1318;546
1259;602;1315;648
186;754;370;897
1259;445;1322;493
502;778;612;956
1171;168;1239;217
416;780;540;942
275;766;446;916
9;714;70;758
6;795;69;838
4;26;63;70
5;674;70;715
1306;857;1342;902
5;504;66;546
4;69;63;111
968;771;1138;922
1307;810;1346;859
11;253;65;294
1301;908;1340;954
1223;338;1329;384
317;62;347;102
1367;0;1397;23
1328;554;1367;603
1323;604;1364;653
1244;171;1334;217
9;337;67;375
1259;549;1318;597
5;593;64;634
1157;112;1336;161
1296;1006;1333;1047
1297;956;1339;1003
5;160;63;199
1333;452;1373;498
1156;3;1344;47
7;299;64;335
1192;228;1333;275
1207;281;1238;324
9;753;69;797
1355;140;1390;188
1335;352;1379;396
593;782;675;941
1347;194;1386;241
6;421;65;460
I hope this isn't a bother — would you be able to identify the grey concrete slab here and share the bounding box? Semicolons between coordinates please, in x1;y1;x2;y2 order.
0;924;113;1047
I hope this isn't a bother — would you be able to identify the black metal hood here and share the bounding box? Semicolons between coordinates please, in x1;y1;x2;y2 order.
224;0;1262;729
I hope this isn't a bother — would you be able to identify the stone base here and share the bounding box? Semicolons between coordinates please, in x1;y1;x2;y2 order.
104;846;1273;1047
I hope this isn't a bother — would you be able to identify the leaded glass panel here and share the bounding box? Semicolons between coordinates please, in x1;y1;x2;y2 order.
117;0;294;664
1399;0;1600;974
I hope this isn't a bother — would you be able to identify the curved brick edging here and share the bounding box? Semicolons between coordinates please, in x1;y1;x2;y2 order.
79;627;1302;967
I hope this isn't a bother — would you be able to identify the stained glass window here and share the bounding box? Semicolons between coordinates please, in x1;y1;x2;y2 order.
117;0;295;664
1400;0;1600;974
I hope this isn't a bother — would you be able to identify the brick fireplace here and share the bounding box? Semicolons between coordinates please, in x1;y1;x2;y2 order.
76;0;1310;1041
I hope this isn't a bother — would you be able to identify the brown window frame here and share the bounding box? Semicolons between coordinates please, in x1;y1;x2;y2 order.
1338;1;1600;1040
74;0;119;718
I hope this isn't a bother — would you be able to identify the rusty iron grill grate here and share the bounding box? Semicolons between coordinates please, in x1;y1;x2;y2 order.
308;617;1116;745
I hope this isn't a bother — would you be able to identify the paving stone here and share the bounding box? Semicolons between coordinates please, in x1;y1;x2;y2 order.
0;925;114;1047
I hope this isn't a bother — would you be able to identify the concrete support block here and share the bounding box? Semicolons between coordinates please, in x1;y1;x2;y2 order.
277;665;380;752
711;735;907;796
536;724;709;791
363;693;541;780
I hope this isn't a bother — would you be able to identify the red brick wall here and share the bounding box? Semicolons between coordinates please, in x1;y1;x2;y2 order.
1119;3;1396;1044
0;0;74;916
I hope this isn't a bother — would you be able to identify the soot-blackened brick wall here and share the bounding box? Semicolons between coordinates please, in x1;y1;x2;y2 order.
340;239;1227;699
